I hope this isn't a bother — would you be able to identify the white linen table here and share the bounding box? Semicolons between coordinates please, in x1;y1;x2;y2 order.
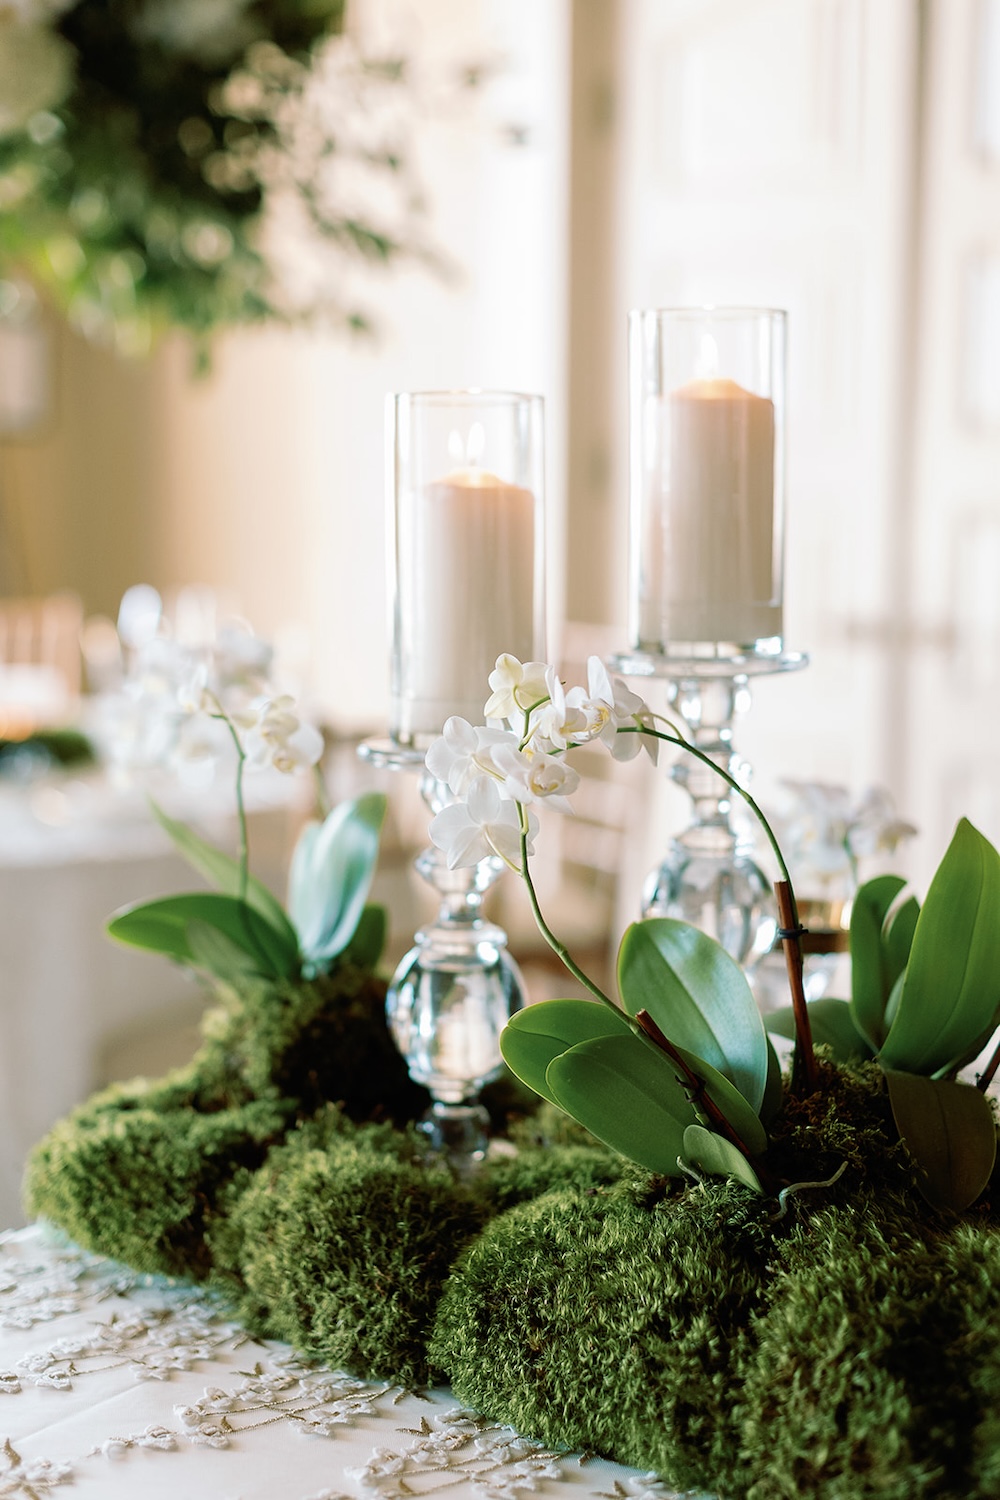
0;1224;706;1500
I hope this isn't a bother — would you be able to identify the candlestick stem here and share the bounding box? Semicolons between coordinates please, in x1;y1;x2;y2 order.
361;745;526;1171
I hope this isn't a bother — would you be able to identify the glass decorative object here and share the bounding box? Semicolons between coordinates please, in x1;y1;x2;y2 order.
362;390;545;1167
611;308;806;967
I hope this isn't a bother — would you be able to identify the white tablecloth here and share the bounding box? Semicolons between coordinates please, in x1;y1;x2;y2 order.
0;1224;700;1500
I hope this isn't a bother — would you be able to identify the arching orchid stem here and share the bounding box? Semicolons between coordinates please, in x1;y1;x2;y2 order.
775;879;818;1095
517;817;618;1013
976;1036;1000;1093
618;724;794;888
619;722;819;1090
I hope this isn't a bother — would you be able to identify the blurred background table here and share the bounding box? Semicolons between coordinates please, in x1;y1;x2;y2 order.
0;766;308;1229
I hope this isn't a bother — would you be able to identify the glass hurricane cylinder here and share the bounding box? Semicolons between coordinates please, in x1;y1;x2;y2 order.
628;307;787;660
374;390;546;1168
389;390;546;747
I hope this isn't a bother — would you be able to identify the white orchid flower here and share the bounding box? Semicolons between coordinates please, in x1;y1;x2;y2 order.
578;656;658;762
428;775;537;871
490;741;580;813
531;666;592;751
243;695;324;773
483;655;550;725
424;717;516;796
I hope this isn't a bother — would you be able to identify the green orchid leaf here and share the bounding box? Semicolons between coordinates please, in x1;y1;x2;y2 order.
884;1068;997;1212
761;1034;785;1125
288;793;387;967
150;799;299;951
880;820;1000;1075
500;998;633;1106
338;904;388;972
107;892;299;979
767;997;875;1065
617;918;768;1112
884;894;920;992
682;1123;763;1194
849;875;908;1049
185;919;262;985
545;1031;697;1176
673;1044;768;1157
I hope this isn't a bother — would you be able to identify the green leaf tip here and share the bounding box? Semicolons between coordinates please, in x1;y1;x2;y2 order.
288;791;388;971
879;818;1000;1077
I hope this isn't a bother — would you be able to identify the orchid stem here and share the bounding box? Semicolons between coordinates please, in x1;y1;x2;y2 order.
620;724;794;888
518;816;618;1013
212;704;249;903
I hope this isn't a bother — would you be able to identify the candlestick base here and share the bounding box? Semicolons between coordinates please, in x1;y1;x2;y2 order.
358;741;527;1171
607;647;808;969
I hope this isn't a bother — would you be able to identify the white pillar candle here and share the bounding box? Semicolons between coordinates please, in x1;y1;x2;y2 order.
639;377;780;648
397;467;536;739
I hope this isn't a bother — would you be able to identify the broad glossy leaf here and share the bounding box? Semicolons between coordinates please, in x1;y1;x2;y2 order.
186;919;262;985
150;800;298;951
500;998;633;1106
107;893;299;978
673;1044;768;1157
880;820;1000;1075
288;793;387;966
339;904;387;971
885;1068;998;1211
545;1032;697;1175
884;895;920;992
767;998;874;1065
761;1034;785;1124
850;875;907;1049
617;918;768;1112
682;1124;763;1194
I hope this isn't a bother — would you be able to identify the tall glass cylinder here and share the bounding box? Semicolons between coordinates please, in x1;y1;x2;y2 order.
628;308;787;660
389;391;546;746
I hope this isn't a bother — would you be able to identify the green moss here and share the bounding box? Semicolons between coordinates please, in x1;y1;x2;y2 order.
207;1121;482;1385
24;962;429;1275
26;1024;1000;1497
736;1199;1000;1499
196;964;430;1124
430;1178;774;1486
24;1089;290;1278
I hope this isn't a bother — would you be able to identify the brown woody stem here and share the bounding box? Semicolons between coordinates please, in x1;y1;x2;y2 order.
977;1036;1000;1093
775;879;819;1094
635;1008;754;1159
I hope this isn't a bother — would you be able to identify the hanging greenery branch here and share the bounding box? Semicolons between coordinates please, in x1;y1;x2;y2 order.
0;0;453;352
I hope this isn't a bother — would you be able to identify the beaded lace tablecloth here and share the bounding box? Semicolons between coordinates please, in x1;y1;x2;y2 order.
0;1224;707;1500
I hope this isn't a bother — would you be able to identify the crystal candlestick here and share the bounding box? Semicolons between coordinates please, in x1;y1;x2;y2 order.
380;764;525;1166
614;306;805;963
610;652;806;966
363;389;545;1168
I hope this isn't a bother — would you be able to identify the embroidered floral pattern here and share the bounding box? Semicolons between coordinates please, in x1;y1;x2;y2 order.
0;1229;707;1500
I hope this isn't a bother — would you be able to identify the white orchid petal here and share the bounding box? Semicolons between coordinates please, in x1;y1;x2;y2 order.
466;774;503;823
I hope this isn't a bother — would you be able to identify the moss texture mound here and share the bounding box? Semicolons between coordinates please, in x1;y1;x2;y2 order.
208;1115;483;1385
23;983;1000;1500
24;962;429;1277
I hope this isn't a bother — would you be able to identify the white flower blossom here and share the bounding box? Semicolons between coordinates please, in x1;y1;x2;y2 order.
530;666;592;751
424;717;516;796
582;656;659;763
483;654;550;725
242;695;324;773
490;741;580;813
429;775;536;871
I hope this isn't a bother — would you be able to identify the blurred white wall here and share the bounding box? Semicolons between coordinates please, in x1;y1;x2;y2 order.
145;0;570;731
